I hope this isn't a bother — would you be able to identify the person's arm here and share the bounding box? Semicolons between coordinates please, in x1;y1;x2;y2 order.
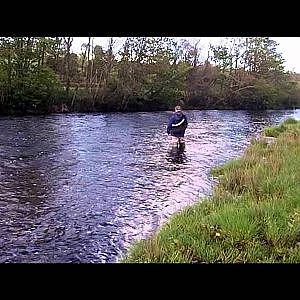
167;116;174;134
183;115;188;129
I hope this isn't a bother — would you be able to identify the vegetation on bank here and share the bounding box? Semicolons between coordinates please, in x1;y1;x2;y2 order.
123;118;300;263
0;37;300;115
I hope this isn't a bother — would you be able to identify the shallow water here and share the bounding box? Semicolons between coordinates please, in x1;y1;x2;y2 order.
0;109;299;263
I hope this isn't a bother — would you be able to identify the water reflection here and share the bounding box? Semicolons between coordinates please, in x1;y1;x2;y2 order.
166;143;187;164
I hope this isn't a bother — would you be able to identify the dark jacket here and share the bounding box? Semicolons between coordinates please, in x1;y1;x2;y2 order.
167;111;188;137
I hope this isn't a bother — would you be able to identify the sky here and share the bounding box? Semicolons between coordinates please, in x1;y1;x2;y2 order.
71;37;300;73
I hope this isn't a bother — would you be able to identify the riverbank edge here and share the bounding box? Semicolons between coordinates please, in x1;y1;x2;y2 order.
122;118;300;263
1;105;299;118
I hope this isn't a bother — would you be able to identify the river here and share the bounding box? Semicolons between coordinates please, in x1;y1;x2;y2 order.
0;109;299;263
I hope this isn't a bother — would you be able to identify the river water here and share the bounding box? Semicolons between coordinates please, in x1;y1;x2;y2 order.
0;109;299;263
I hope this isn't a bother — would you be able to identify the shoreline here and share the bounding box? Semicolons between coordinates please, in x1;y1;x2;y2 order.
0;106;299;118
122;118;300;263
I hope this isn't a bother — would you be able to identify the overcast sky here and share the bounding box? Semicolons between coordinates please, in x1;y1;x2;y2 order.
71;37;300;73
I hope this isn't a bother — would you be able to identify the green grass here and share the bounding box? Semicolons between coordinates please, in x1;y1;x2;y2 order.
123;118;300;263
263;117;300;137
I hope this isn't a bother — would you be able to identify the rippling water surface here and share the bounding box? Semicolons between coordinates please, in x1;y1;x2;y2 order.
0;109;299;263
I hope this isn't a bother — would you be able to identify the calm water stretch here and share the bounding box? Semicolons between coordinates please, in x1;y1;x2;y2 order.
0;109;299;263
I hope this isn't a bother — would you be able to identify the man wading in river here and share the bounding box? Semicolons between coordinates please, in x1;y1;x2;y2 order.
167;105;188;147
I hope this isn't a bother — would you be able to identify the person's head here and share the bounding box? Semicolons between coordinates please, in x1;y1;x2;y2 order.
175;105;182;112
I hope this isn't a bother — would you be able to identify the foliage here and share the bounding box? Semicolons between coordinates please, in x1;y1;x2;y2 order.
0;37;299;115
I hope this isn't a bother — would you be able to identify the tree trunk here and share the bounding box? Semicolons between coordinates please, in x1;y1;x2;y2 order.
89;38;94;94
85;37;91;89
64;37;73;96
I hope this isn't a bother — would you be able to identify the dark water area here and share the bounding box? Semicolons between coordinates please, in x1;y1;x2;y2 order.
0;109;299;263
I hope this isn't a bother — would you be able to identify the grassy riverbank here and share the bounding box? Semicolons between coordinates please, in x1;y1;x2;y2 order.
123;118;300;263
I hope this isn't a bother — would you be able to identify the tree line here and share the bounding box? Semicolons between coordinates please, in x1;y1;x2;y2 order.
0;37;299;115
